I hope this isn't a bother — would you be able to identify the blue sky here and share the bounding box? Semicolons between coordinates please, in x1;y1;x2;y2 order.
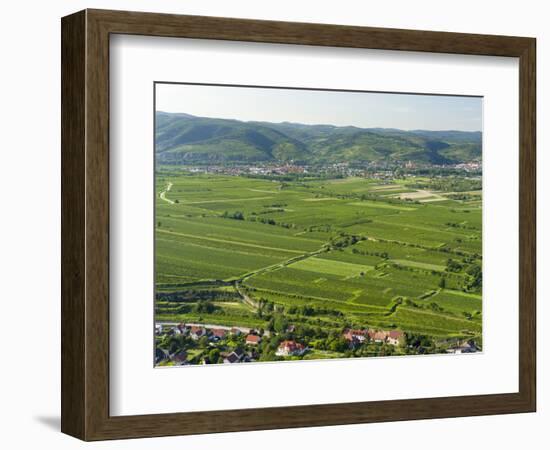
155;83;482;132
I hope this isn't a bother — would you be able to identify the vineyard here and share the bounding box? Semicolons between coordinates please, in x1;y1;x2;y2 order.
155;170;482;360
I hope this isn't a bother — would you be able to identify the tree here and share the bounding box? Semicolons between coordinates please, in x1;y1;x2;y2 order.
465;263;482;291
208;348;220;364
198;336;210;348
446;258;462;272
329;337;349;353
194;301;216;314
438;277;446;289
222;210;244;220
273;315;289;333
168;338;180;354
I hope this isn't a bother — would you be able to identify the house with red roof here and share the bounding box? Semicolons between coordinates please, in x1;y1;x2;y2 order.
245;334;262;345
368;329;388;343
367;329;405;345
211;328;228;341
387;330;405;346
343;329;368;343
276;340;306;356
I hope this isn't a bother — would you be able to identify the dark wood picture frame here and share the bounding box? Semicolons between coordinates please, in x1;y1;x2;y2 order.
61;9;536;441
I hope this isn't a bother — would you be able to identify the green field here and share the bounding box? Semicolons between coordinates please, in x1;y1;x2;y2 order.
155;170;482;355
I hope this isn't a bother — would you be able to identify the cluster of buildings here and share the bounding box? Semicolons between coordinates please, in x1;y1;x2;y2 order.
155;321;480;366
343;328;406;347
183;164;308;176
249;164;308;175
155;346;256;366
155;322;265;366
155;322;252;341
183;160;480;180
450;161;482;172
160;322;482;366
221;338;308;364
342;329;481;354
155;322;311;365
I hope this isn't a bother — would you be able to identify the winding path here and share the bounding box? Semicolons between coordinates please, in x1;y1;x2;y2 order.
159;182;174;204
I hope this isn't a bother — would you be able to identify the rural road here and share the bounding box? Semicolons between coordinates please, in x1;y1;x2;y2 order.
156;322;251;332
159;182;174;204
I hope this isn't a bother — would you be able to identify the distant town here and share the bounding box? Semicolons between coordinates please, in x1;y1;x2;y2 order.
181;161;482;179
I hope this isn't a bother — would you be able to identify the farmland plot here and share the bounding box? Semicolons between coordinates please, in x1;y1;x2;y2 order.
155;170;483;359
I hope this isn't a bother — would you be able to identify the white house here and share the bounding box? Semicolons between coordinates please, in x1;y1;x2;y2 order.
447;340;478;354
276;340;306;356
189;326;206;340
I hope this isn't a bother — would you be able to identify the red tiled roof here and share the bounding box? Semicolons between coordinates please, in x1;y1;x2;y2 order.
279;340;304;351
388;330;404;339
351;329;367;336
368;330;388;340
245;334;261;343
344;329;368;340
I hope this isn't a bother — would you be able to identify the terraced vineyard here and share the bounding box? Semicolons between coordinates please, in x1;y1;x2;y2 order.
155;168;482;363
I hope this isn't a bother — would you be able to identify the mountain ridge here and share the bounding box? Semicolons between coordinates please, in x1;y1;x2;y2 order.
155;111;482;165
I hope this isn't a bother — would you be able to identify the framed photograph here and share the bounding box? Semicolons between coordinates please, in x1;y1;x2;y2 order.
61;9;536;441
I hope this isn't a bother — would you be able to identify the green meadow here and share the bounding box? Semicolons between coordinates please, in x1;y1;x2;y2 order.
155;170;482;344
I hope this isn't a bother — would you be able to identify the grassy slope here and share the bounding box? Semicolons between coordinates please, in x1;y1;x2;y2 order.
155;112;482;165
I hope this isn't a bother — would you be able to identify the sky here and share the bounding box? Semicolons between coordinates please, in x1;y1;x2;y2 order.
155;83;482;132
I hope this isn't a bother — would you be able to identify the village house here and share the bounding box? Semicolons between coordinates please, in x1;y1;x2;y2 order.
223;349;244;364
170;350;188;365
210;328;228;341
387;330;405;346
189;326;206;340
446;340;478;354
343;329;368;344
367;329;405;346
245;334;262;345
155;324;163;335
276;340;306;357
368;329;388;343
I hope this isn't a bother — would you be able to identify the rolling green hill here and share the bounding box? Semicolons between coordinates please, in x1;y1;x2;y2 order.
156;111;482;165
